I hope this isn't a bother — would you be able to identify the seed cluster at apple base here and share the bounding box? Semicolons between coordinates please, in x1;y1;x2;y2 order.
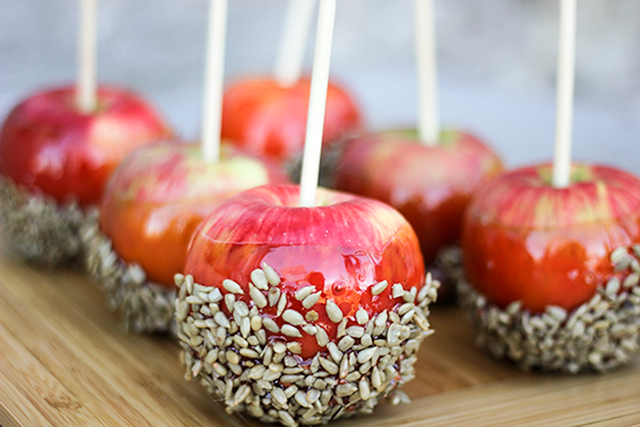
175;264;439;426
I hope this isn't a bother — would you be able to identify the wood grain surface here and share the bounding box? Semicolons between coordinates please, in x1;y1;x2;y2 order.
1;248;639;427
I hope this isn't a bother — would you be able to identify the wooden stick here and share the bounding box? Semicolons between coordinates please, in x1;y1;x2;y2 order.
299;0;337;207
552;0;577;188
201;0;228;163
274;0;316;87
414;0;439;145
76;0;98;113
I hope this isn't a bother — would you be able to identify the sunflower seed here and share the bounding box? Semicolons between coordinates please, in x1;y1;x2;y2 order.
286;342;302;354
327;343;343;363
357;347;376;364
302;291;322;309
250;315;262;331
279;410;296;427
305;310;319;322
224;293;236;312
273;342;287;354
319;357;339;375
283;309;306;326
315;327;329;347
249;284;267;308
336;383;358;397
223;279;244;294
392;283;405;298
262;317;280;333
295;285;315;301
346;326;365;338
208;288;223;303
261;262;281;287
326;299;343;323
302;324;318;335
281;324;302;338
294;390;312;408
214;311;230;329
251;269;269;290
263;369;281;382
277;293;288;317
186;296;204;305
355;308;369;325
271;388;287;407
338;336;355;352
371;280;388;295
306;389;321;404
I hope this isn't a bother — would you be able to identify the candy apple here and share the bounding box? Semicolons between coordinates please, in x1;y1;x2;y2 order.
459;163;640;372
221;77;362;164
0;84;172;266
333;129;503;296
0;85;172;207
85;141;289;333
176;184;438;424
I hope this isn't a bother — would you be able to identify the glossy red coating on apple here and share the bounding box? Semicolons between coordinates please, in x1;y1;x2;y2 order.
184;184;425;359
99;142;289;287
462;163;640;313
334;129;503;265
0;85;172;207
221;77;362;163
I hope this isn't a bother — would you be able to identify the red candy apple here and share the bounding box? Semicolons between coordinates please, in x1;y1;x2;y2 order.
221;77;362;164
459;163;640;372
334;129;503;266
0;85;172;207
176;184;437;423
99;141;289;288
462;163;640;313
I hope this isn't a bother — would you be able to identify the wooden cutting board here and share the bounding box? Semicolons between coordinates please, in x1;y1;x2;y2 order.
1;249;639;427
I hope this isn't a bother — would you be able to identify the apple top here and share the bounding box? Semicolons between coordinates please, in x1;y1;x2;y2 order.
102;141;288;206
466;164;640;230
221;77;363;163
0;85;172;207
192;184;416;249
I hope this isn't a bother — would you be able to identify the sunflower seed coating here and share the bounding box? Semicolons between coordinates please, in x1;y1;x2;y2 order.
0;177;91;267
176;274;438;426
458;244;640;373
82;208;176;335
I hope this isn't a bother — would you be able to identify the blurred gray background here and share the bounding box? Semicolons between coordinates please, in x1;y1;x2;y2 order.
1;0;639;171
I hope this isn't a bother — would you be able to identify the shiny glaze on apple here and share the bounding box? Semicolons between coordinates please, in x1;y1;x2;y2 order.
334;129;503;264
462;164;640;312
100;142;289;287
0;85;172;207
221;77;362;163
184;184;425;358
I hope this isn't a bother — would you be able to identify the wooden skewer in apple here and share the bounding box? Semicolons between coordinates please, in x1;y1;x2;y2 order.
174;0;438;423
0;0;172;267
333;0;503;300
220;0;362;166
459;0;640;373
87;0;289;334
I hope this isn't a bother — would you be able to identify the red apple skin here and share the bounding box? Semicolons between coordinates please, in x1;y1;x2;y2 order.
99;142;289;287
334;129;503;265
462;163;640;313
221;77;362;163
184;184;425;359
0;85;172;207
